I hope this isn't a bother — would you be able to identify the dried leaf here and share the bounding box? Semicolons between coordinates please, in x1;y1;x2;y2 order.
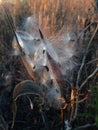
13;80;43;101
11;101;17;129
27;96;34;110
12;80;44;128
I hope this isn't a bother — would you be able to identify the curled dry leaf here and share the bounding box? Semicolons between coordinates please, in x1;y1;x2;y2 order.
12;80;44;129
13;80;44;101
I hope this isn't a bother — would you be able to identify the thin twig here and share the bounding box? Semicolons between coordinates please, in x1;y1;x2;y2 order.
61;109;65;130
79;67;98;91
70;92;88;121
70;89;75;121
86;58;98;65
75;96;88;104
74;24;98;121
72;91;78;120
74;123;96;130
76;22;98;42
76;23;98;86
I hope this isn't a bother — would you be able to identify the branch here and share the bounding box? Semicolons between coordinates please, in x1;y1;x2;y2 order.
87;58;98;65
76;23;98;86
76;22;98;42
73;67;98;120
80;67;98;91
70;95;88;121
74;123;96;130
73;24;98;121
75;96;88;104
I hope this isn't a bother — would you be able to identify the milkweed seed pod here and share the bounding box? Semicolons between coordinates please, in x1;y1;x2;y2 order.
12;15;83;108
